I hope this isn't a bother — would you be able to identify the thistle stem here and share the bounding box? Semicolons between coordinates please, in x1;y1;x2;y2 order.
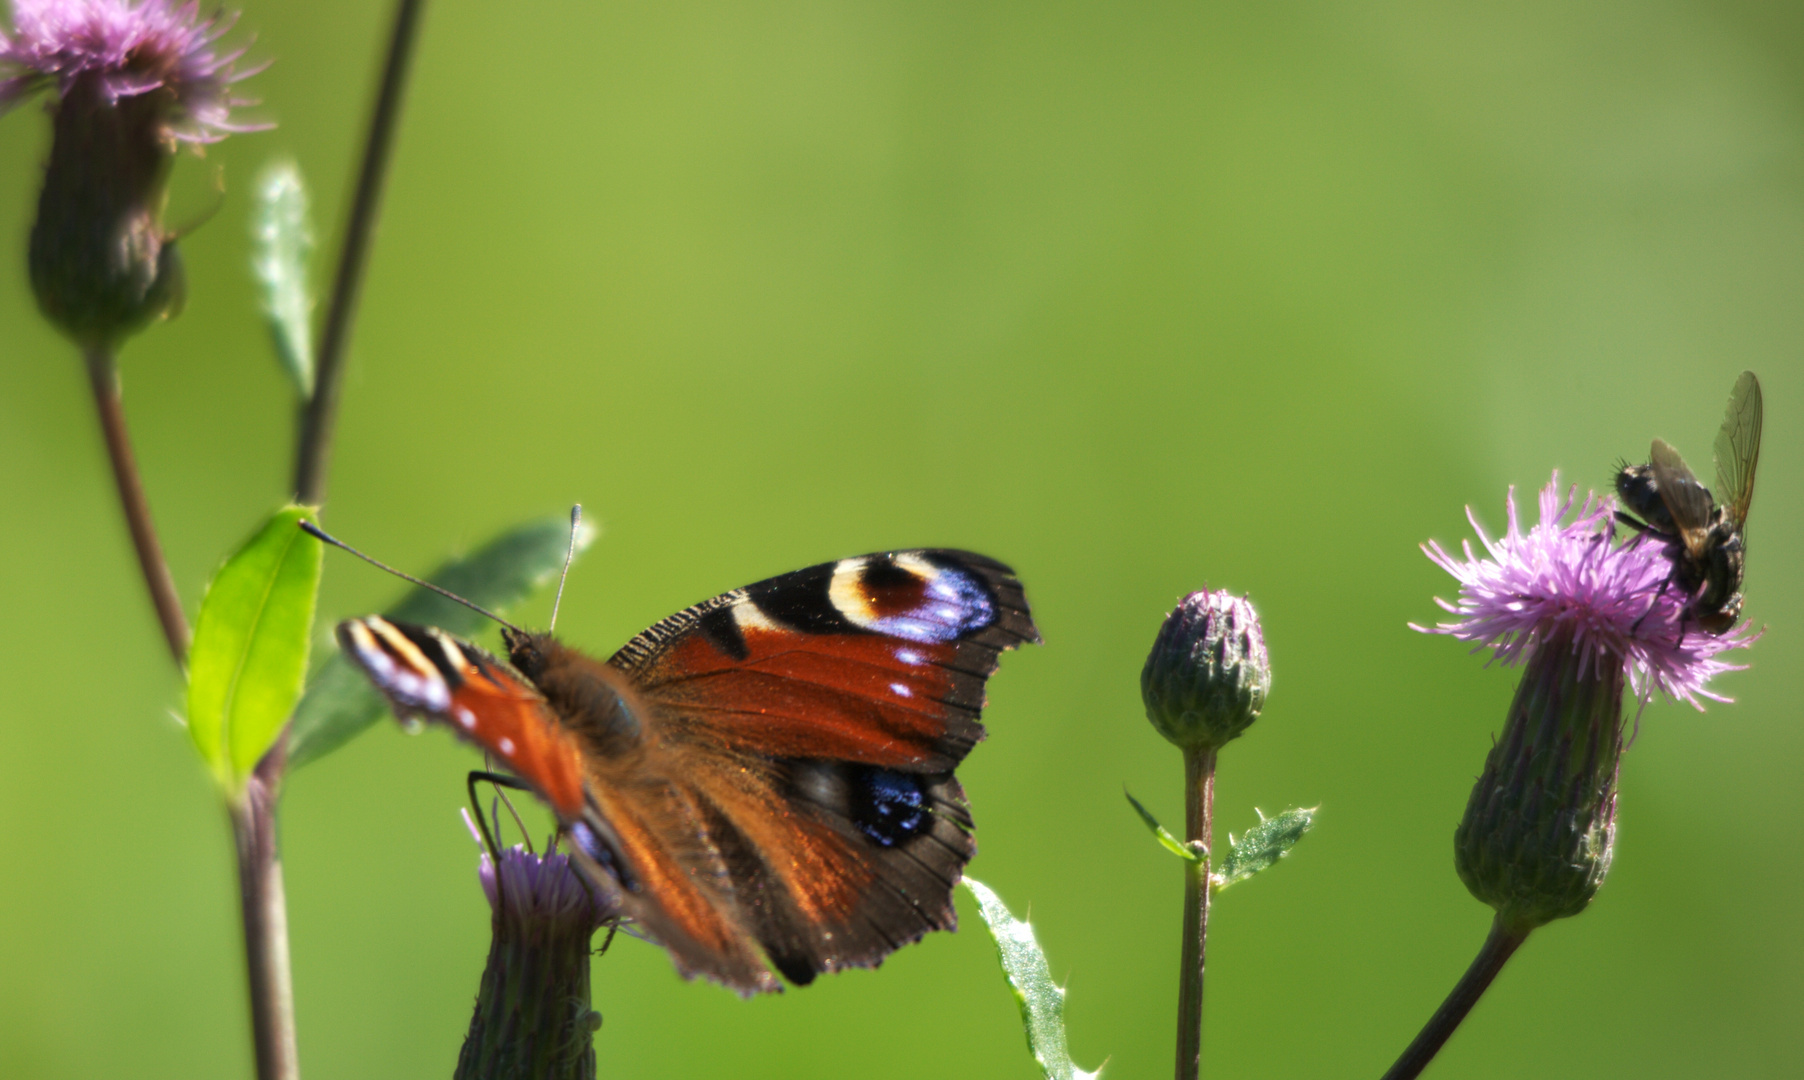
293;0;428;504
231;744;300;1080
82;345;189;664
1175;744;1217;1080
1379;917;1529;1080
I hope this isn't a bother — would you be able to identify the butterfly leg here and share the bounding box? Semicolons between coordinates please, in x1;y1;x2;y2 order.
467;769;542;915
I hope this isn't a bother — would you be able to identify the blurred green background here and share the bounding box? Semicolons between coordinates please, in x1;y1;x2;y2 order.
2;1;1800;1077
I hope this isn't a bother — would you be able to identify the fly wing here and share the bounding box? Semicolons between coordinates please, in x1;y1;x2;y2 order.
1649;439;1714;557
1713;370;1763;529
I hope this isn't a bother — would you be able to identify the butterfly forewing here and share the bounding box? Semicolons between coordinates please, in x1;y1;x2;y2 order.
611;550;1038;772
336;618;588;818
1713;370;1763;528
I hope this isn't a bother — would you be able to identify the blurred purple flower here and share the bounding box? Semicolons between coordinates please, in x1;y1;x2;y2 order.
463;811;616;930
0;0;267;143
458;812;614;1080
1417;473;1755;709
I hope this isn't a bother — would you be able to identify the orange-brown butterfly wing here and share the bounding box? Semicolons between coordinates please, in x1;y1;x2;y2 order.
599;550;1037;985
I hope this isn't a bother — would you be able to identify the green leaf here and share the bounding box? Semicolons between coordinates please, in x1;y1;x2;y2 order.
1124;788;1202;863
252;161;315;397
1212;806;1316;891
286;514;596;769
963;879;1101;1080
186;506;324;790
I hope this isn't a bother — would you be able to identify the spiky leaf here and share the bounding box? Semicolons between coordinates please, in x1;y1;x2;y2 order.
964;878;1101;1080
1213;806;1316;891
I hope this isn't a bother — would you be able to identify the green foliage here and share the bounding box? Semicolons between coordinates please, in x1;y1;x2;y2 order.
186;506;323;791
287;514;595;769
1124;788;1202;863
963;878;1101;1080
1212;807;1316;891
252;161;315;398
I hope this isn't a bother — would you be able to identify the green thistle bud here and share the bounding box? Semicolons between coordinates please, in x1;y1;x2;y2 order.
1453;627;1623;932
28;75;185;348
2;1;268;350
457;817;615;1080
1141;589;1271;751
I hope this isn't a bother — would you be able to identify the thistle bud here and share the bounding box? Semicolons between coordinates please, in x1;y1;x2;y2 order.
1;0;268;347
457;816;616;1080
1454;628;1622;930
1141;589;1270;751
28;76;183;347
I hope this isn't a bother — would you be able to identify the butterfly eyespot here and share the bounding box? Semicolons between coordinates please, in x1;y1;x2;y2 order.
848;767;931;848
454;707;477;731
497;737;517;757
828;554;995;643
889;682;912;698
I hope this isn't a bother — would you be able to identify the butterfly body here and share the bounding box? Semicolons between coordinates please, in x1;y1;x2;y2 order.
337;549;1038;995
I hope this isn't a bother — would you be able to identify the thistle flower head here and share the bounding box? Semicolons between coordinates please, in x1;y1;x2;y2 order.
0;0;266;143
459;812;614;1080
464;811;616;931
1424;473;1760;929
5;1;268;346
1142;588;1271;751
1418;473;1756;708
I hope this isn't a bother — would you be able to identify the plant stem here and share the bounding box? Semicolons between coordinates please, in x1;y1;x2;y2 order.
1379;917;1530;1080
83;345;189;664
292;0;428;505
1175;744;1217;1080
231;742;300;1080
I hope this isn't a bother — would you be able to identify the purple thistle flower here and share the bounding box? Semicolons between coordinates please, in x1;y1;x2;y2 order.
458;812;615;1080
1417;472;1756;709
470;828;617;933
0;0;266;143
4;0;269;346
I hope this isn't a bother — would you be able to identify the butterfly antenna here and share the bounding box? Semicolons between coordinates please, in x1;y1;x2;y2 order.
548;503;582;634
299;519;525;634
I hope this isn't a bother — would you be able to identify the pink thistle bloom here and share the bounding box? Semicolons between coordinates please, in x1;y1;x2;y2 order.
459;812;613;1079
462;810;616;931
1417;472;1756;709
0;0;267;143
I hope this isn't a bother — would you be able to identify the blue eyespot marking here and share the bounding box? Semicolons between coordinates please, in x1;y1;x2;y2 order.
849;767;930;848
856;557;994;644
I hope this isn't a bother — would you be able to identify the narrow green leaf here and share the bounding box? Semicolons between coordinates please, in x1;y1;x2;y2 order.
252;161;315;397
1212;806;1316;891
963;879;1101;1080
1124;788;1202;863
287;515;596;769
187;506;323;790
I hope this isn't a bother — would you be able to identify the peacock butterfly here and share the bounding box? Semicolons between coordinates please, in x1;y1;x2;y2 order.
328;540;1039;995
